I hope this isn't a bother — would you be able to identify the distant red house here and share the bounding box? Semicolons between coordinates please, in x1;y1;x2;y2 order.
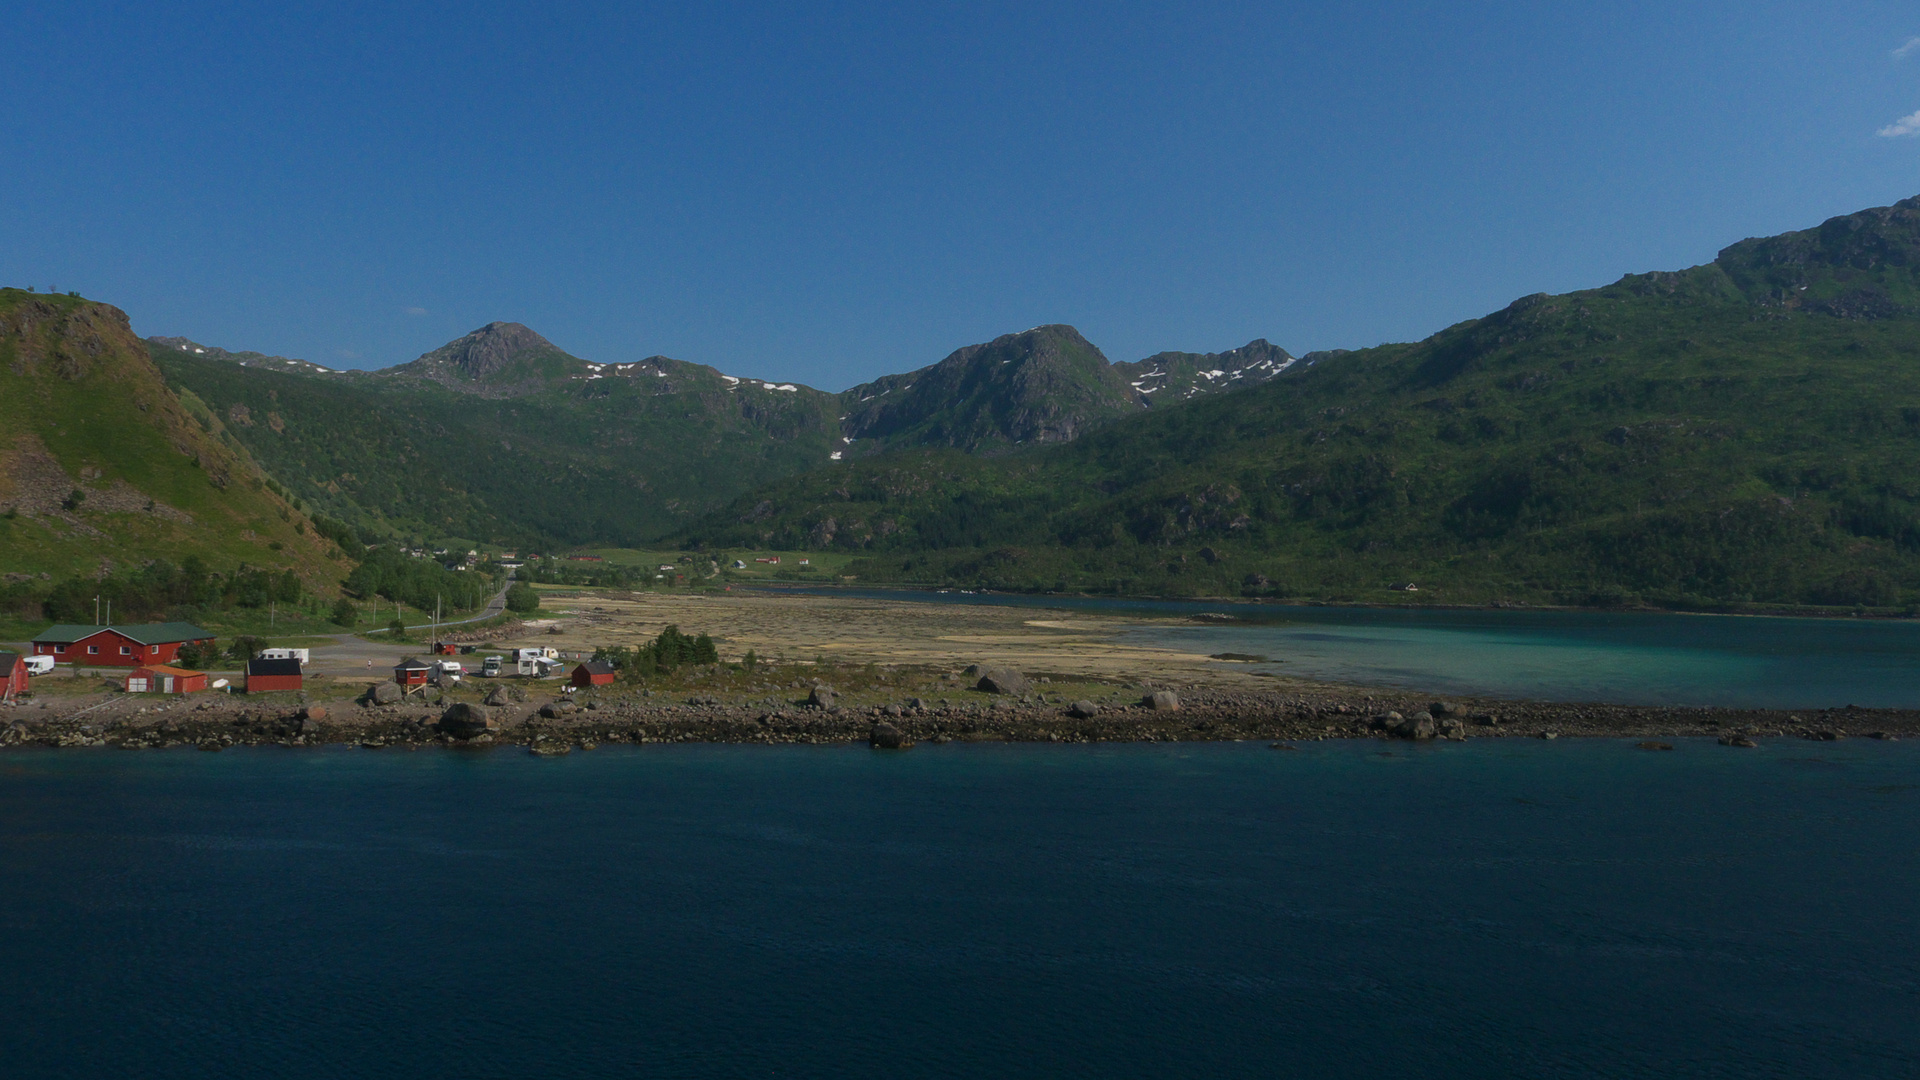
570;660;617;688
126;665;208;694
31;623;215;667
434;641;459;655
246;657;303;693
394;657;432;687
0;651;26;702
567;554;604;562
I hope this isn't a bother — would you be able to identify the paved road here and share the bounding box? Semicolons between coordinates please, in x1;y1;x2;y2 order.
366;571;516;635
308;573;519;678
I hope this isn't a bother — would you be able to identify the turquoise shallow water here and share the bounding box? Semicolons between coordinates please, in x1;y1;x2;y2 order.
1122;608;1920;708
1;741;1916;1078
773;588;1920;708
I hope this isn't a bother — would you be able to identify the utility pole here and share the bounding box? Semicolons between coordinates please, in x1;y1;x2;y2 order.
105;600;111;625
94;596;100;625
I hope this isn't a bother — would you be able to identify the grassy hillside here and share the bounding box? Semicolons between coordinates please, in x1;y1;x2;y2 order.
0;290;344;588
675;197;1920;611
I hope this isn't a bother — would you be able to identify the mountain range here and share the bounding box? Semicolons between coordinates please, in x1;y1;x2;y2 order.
673;195;1920;609
11;193;1920;610
148;319;1295;547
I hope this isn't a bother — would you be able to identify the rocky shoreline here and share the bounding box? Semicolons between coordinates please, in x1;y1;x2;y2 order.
2;681;1911;752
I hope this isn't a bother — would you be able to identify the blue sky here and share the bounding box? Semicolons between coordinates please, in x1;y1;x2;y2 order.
6;1;1920;388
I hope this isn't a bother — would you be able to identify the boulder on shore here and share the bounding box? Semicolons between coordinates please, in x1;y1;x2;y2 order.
975;667;1030;695
1068;700;1100;719
1144;690;1181;712
484;685;524;707
808;684;837;710
1391;714;1436;739
869;722;910;749
366;682;403;706
300;705;328;721
439;702;499;739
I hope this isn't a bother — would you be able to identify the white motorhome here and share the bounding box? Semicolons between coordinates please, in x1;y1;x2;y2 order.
258;648;310;665
512;647;558;662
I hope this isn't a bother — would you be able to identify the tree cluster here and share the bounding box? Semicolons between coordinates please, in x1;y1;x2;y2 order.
591;624;718;679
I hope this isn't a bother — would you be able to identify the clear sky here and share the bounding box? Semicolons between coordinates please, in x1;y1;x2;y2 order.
6;1;1920;389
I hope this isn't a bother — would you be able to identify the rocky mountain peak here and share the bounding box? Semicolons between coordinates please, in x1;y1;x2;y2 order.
417;322;560;380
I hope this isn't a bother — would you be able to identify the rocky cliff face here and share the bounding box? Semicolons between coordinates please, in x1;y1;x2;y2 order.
1714;195;1920;318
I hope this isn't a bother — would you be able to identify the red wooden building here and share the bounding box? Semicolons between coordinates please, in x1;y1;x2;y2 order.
0;651;26;702
31;623;215;667
394;657;433;687
570;660;617;688
125;665;208;694
246;657;304;693
434;641;459;655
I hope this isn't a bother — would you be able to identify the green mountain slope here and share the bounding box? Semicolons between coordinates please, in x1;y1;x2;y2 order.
152;324;844;547
678;196;1920;611
837;325;1144;454
0;290;343;585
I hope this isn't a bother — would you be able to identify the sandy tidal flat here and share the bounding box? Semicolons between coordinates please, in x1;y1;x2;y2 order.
539;588;1268;686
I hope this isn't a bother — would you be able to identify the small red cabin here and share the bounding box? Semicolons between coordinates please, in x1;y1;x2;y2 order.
0;651;26;702
246;657;303;693
32;623;214;667
126;665;208;694
570;660;617;688
434;641;459;655
394;657;432;687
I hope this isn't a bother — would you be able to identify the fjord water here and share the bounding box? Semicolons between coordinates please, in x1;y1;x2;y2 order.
2;743;1915;1078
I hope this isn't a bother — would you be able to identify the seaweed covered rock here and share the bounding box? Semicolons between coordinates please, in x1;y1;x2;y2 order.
869;722;910;749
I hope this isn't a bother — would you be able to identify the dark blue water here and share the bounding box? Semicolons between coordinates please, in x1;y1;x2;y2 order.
3;742;1916;1078
764;587;1920;708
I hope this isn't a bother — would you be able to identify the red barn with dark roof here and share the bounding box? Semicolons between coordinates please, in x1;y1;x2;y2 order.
32;623;214;667
0;651;26;702
246;657;303;693
570;661;617;687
